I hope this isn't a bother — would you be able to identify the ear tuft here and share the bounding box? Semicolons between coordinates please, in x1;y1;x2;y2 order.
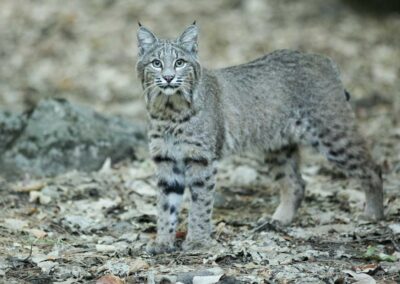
192;20;196;25
178;24;198;53
138;21;142;27
137;26;157;56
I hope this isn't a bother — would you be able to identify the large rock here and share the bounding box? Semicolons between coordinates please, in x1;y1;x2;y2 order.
0;111;26;153
0;99;146;178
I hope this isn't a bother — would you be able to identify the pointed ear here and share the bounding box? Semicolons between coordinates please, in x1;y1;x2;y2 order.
178;24;198;53
137;25;157;56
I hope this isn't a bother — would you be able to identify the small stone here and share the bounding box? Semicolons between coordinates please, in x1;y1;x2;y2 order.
129;258;149;273
29;191;52;204
97;236;116;245
118;232;139;243
3;218;28;231
193;274;223;284
37;260;58;274
389;223;400;235
176;268;224;284
62;215;98;233
126;180;157;197
104;260;129;276
32;254;49;264
96;244;117;253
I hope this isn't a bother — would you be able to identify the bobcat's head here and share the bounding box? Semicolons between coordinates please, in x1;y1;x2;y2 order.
136;23;201;103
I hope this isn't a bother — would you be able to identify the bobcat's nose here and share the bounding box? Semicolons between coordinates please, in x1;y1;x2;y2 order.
163;75;175;83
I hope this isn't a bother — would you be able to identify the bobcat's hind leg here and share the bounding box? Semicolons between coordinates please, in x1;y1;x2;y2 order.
266;145;305;225
303;117;384;221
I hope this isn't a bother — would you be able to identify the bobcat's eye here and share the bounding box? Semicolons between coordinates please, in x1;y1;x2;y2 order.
152;59;162;68
175;59;186;68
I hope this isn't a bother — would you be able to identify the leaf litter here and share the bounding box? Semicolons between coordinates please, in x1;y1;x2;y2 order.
0;0;400;283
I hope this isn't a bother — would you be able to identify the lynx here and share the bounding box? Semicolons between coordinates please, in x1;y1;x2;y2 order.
136;23;384;254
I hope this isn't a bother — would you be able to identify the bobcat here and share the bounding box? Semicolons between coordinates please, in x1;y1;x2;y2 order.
136;23;384;254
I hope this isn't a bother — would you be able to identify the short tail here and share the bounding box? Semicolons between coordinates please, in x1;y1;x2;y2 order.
344;89;351;101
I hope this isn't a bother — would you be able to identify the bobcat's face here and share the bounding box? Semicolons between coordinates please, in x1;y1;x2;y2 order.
140;44;197;96
136;24;201;98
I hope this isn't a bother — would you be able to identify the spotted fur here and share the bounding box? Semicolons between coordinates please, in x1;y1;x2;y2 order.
136;24;384;254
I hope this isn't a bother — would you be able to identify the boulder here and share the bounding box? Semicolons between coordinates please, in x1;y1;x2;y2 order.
0;99;146;178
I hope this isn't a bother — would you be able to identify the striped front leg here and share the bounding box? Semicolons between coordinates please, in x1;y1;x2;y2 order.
146;154;185;254
183;156;217;250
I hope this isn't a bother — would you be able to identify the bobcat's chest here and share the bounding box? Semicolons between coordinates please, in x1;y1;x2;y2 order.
148;120;192;157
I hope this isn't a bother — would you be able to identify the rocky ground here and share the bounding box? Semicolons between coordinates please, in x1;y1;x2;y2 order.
0;0;399;283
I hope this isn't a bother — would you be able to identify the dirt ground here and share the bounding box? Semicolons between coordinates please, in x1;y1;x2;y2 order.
0;0;400;283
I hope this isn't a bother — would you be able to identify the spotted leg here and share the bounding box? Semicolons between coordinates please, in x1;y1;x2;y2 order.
266;145;305;225
182;156;217;250
306;119;384;220
146;154;185;254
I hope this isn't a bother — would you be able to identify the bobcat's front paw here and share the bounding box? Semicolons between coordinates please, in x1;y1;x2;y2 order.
146;240;175;255
362;204;384;222
272;205;296;225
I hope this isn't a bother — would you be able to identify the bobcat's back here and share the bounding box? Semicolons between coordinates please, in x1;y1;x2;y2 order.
208;49;349;153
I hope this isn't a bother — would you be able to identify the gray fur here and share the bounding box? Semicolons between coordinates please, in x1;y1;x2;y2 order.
136;24;384;254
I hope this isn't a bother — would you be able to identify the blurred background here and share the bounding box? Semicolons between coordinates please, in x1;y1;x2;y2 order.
0;2;400;282
0;0;399;123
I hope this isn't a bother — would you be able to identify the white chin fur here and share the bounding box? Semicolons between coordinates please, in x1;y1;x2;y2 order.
162;88;177;95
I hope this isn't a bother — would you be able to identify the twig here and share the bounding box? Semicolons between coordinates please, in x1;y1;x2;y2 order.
6;243;33;268
251;218;286;234
22;243;33;262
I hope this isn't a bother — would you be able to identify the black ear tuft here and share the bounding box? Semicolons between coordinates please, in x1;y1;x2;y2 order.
138;21;142;27
192;20;196;25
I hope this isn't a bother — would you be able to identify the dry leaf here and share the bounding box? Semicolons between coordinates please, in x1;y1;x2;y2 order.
99;157;112;173
12;181;46;192
344;270;376;284
129;259;149;273
353;263;381;275
96;274;125;284
25;207;38;216
27;228;48;239
176;231;187;239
